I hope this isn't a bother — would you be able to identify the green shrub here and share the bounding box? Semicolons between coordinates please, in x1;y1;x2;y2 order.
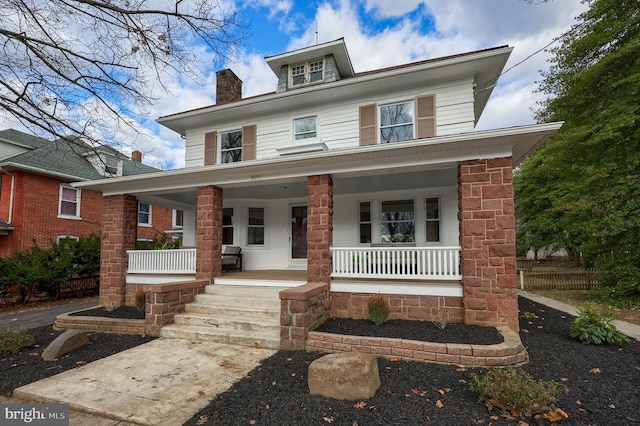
570;302;630;345
469;368;563;416
368;293;389;326
0;329;36;356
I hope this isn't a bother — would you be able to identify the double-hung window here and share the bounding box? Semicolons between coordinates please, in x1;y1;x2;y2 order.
220;130;242;164
380;199;415;243
59;186;80;218
426;197;440;242
359;202;372;244
222;208;234;245
138;202;151;226
290;59;324;87
247;207;265;245
379;101;414;143
294;116;317;140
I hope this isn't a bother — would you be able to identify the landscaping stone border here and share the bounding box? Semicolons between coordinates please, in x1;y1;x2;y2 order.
306;325;528;367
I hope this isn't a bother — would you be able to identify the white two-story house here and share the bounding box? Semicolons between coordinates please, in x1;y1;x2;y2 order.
74;38;561;349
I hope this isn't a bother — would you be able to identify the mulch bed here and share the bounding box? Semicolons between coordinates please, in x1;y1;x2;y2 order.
68;306;145;320
1;296;639;425
316;318;504;345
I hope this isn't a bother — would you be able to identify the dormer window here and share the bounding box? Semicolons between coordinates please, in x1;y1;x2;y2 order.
290;59;324;87
87;152;123;177
104;155;120;175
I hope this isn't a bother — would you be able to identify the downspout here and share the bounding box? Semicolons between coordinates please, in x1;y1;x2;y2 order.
0;169;15;224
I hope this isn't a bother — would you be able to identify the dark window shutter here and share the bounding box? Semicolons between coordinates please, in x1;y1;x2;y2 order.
204;131;217;165
416;95;435;139
242;125;257;161
359;104;377;146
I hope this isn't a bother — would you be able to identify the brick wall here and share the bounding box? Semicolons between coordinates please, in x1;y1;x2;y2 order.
196;185;223;282
0;171;174;258
330;292;463;323
100;194;137;307
458;157;519;331
307;175;333;284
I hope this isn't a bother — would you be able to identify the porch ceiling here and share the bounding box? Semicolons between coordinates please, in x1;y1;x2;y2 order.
72;122;562;210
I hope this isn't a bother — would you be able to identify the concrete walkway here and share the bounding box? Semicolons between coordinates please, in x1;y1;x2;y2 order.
12;339;275;425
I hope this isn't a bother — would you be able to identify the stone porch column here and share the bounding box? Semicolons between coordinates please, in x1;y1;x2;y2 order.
458;157;519;331
196;185;223;282
100;194;137;307
307;174;334;284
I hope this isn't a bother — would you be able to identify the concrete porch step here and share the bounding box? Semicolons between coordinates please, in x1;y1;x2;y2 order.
160;324;281;349
160;284;282;349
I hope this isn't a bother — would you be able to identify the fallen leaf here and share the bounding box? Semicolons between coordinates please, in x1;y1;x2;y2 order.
198;390;205;396
438;389;445;395
254;342;262;349
323;416;334;423
521;329;529;333
436;400;443;408
542;408;568;421
610;404;616;409
458;379;467;384
286;357;292;361
352;421;359;426
518;421;529;426
354;401;367;409
196;415;208;425
456;366;466;372
390;357;401;362
589;368;602;374
560;377;569;382
411;388;420;395
249;421;256;425
490;416;499;420
272;381;277;385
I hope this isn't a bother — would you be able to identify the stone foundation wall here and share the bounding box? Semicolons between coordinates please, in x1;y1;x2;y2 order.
330;292;463;323
306;325;528;367
142;280;208;336
280;282;330;350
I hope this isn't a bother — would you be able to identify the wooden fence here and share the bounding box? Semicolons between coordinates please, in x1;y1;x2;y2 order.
520;269;600;290
57;276;100;298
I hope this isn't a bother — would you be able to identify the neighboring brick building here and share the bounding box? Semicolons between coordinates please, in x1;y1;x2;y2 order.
0;129;177;258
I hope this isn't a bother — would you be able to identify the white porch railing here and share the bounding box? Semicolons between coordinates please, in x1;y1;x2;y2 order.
331;246;462;280
127;249;196;274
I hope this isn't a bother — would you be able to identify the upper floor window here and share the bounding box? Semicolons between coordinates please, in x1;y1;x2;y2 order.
294;116;317;140
379;101;414;143
59;186;80;218
290;59;324;87
220;130;242;164
104;155;121;176
138;202;151;226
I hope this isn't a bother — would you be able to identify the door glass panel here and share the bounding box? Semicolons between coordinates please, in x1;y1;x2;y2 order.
291;206;307;259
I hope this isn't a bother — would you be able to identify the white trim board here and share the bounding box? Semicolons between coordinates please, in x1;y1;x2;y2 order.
330;281;463;297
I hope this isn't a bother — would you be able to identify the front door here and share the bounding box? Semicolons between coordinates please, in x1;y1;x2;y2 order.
290;205;307;260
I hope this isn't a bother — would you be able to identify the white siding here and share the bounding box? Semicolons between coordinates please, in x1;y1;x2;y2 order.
0;141;28;161
183;78;476;166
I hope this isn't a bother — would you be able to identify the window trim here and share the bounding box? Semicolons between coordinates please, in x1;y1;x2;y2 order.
138;202;152;227
172;209;184;228
58;185;81;219
219;129;243;164
289;58;325;87
379;100;415;144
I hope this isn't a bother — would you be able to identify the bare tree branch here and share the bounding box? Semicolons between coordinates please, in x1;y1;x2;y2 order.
0;0;244;153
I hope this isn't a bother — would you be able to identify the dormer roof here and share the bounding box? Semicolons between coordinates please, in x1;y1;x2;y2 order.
265;38;355;78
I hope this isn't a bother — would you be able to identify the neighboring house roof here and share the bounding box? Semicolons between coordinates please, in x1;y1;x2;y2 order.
0;129;49;150
0;129;159;181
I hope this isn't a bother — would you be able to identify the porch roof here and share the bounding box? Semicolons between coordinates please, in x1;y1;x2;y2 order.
72;122;562;210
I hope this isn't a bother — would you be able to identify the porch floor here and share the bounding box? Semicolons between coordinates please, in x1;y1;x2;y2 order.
220;269;307;281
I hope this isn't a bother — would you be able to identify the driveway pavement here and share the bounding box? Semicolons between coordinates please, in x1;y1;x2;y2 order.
0;299;99;331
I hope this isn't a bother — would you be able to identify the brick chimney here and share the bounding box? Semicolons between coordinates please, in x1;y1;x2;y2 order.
216;69;243;105
131;150;142;162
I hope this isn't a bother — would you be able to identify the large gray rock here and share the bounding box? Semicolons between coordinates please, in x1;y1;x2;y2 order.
308;352;380;400
42;329;89;361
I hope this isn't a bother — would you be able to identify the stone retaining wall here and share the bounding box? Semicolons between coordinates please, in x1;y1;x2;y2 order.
306;325;528;367
54;314;145;335
280;282;330;350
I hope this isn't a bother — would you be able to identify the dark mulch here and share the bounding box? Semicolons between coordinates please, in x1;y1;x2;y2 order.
68;306;145;320
2;297;639;425
316;318;504;345
0;327;155;396
183;297;640;426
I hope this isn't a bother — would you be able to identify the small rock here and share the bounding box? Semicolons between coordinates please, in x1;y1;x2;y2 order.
42;330;89;361
308;352;380;400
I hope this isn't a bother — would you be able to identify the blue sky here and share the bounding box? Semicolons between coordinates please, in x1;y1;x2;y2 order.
1;0;589;169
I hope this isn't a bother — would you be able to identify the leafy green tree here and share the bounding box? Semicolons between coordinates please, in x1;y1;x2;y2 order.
515;0;640;303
